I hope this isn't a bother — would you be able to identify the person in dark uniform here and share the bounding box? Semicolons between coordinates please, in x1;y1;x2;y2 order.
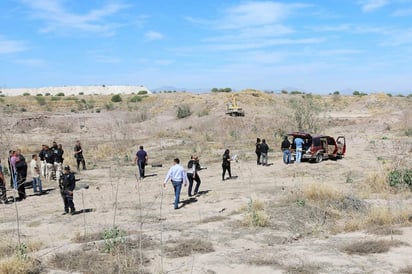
187;155;201;197
14;149;27;201
0;160;6;203
134;145;148;179
59;165;76;215
255;138;262;165
222;149;232;181
74;140;86;171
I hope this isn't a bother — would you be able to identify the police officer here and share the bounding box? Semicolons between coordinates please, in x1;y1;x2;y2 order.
59;165;76;215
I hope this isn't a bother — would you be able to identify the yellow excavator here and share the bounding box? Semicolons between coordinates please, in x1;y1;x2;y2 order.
225;94;245;117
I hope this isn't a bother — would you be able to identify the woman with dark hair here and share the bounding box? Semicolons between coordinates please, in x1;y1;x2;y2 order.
222;149;232;181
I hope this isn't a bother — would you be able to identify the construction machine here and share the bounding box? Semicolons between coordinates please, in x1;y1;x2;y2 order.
225;94;245;117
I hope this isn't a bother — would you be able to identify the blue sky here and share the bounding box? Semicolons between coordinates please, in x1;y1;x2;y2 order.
0;0;411;94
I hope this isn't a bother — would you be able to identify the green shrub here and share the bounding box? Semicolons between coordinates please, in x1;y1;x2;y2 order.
129;95;143;103
56;92;65;96
34;96;46;105
36;93;43;96
177;104;192;119
102;226;126;254
388;169;412;188
45;93;51;96
51;96;61;101
137;90;148;95
23;92;30;96
111;94;122;102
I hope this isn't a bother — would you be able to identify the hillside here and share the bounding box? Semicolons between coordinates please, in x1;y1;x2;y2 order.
0;90;411;273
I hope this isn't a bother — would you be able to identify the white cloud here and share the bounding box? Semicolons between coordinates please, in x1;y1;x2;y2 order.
359;0;390;12
0;38;27;54
20;0;128;35
144;31;164;41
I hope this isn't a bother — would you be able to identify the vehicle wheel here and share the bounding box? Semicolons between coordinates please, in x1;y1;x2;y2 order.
315;153;323;163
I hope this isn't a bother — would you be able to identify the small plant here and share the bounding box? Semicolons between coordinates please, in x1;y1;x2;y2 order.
56;92;65;96
244;199;269;227
137;90;147;95
23;92;30;96
388;169;412;189
176;104;192;119
105;102;114;110
102;226;126;254
296;199;305;207
111;94;122;102
15;243;27;260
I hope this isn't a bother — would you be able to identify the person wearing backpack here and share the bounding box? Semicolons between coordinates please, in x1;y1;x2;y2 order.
187;155;201;197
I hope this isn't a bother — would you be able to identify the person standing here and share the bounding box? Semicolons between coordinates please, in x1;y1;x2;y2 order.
74;140;86;171
14;149;27;201
30;154;43;194
294;137;305;163
59;165;76;215
38;145;47;178
163;158;187;210
222;149;232;181
0;160;6;203
281;136;291;164
260;139;269;166
187;155;201;197
255;138;262;165
134;145;148;179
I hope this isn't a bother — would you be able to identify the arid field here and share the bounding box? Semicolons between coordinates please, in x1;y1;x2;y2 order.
0;90;411;274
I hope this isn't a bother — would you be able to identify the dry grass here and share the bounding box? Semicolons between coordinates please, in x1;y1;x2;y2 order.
0;257;42;274
165;238;214;258
398;265;412;274
366;226;403;235
51;248;148;274
302;183;344;202
342;239;406;255
200;215;227;224
72;232;102;243
360;171;392;195
338;206;411;233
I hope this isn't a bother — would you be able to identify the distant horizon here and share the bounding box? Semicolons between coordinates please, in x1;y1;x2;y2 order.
1;84;410;96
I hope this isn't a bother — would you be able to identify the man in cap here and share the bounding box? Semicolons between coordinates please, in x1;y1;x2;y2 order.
59;165;76;215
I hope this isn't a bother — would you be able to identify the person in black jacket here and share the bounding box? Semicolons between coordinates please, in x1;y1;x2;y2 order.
74;140;86;171
281;136;291;164
255;138;262;165
59;165;76;215
187;155;201;196
15;149;27;201
260;139;269;166
222;149;232;181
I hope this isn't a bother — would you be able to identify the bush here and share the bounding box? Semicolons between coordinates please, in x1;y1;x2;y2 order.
50;96;61;101
56;92;65;96
111;94;122;102
34;96;46;106
388;169;412;188
177;104;192;119
137;90;148;95
129;95;143;103
23;92;30;96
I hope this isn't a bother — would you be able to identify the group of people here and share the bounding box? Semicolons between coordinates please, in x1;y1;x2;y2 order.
255;136;306;166
0;141;84;215
281;135;304;164
255;138;270;166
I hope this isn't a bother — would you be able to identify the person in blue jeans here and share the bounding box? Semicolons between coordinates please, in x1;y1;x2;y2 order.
281;136;291;164
294;137;305;163
163;158;187;209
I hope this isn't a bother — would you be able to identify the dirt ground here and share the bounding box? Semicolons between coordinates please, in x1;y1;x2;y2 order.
0;91;411;273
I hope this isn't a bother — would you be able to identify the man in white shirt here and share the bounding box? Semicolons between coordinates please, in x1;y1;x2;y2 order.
163;158;187;209
30;154;43;194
